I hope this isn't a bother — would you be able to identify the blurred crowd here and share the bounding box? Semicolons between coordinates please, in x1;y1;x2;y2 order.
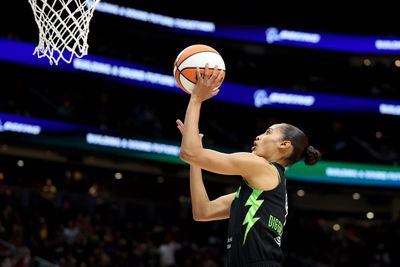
0;181;399;267
0;184;226;267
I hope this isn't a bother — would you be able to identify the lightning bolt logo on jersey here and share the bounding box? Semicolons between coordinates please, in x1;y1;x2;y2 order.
242;189;264;245
226;162;287;267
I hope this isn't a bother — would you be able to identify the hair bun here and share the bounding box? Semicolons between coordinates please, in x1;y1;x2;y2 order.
304;146;321;166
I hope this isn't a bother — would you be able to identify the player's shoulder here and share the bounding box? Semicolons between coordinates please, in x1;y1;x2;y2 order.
232;152;277;172
245;159;282;190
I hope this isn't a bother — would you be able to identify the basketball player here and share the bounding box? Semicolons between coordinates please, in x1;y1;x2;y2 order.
176;64;321;267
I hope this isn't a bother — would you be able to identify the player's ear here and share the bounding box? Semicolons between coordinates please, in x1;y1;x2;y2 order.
280;140;291;148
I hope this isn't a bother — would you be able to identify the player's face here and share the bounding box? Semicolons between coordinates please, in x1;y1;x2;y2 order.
251;124;285;158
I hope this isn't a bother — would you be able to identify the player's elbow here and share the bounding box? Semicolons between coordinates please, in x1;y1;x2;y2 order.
179;148;200;163
192;213;203;221
192;210;210;222
179;149;189;161
192;205;214;222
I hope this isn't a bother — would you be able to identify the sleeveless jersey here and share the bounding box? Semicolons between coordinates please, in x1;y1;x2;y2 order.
226;162;288;267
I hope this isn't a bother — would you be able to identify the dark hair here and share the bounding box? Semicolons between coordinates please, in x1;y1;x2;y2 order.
279;124;321;166
303;145;321;166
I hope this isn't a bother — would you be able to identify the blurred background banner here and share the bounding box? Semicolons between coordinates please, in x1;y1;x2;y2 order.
3;38;400;115
287;161;400;187
93;1;400;54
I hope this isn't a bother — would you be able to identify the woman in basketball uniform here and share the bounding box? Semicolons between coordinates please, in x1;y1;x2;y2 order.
177;64;321;267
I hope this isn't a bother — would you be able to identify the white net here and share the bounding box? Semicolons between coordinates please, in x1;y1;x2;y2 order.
28;0;100;65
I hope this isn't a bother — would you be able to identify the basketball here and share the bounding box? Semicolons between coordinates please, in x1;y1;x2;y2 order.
173;44;226;94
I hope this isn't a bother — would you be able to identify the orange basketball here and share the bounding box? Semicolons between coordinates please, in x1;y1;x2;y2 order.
173;44;226;94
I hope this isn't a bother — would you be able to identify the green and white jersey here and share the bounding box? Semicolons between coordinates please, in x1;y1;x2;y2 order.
226;162;287;267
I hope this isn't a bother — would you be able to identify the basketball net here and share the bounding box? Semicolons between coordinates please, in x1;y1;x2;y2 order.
28;0;100;65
